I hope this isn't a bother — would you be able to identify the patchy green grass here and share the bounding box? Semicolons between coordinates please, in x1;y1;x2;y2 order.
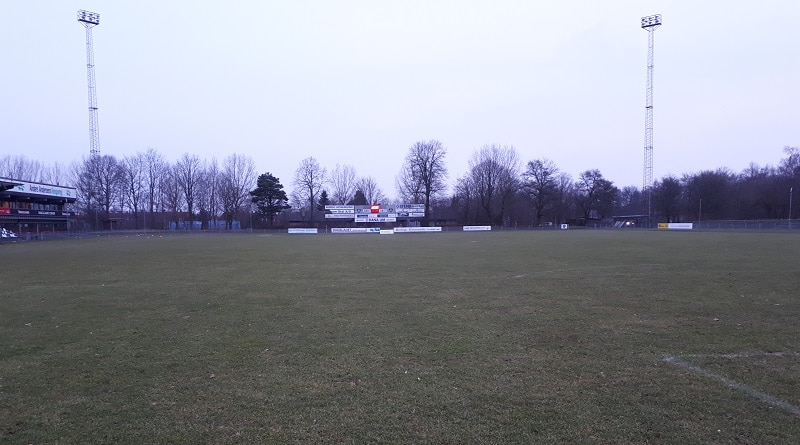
1;230;799;444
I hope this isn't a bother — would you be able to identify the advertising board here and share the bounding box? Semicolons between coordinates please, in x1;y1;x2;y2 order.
395;204;425;212
288;228;318;234
331;228;380;234
322;203;427;222
463;226;491;231
354;216;397;223
0;209;75;217
658;223;693;230
7;180;76;199
393;227;442;233
324;214;355;219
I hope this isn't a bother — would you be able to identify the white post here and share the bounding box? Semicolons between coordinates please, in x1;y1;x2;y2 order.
698;198;702;224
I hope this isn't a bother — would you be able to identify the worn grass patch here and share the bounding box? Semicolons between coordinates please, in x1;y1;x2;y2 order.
1;230;799;444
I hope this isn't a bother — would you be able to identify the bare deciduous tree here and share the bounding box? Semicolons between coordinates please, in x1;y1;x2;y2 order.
220;153;256;229
204;157;222;229
395;167;424;203
576;169;618;221
194;166;212;229
397;140;447;225
553;172;574;225
293;157;326;223
70;158;98;227
72;155;124;229
142;148;166;228
682;169;733;221
467;144;520;226
1;155;48;182
161;164;183;228
175;153;202;227
356;176;387;205
329;164;358;205
653;175;682;222
289;190;307;221
453;173;477;224
121;152;147;229
522;158;559;226
780;146;800;178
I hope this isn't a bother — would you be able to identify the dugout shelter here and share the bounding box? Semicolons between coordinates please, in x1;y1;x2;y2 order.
0;177;77;237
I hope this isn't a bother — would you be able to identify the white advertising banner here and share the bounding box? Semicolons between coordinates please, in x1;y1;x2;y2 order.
463;226;491;231
393;227;442;233
331;228;380;234
324;214;355;219
288;228;318;234
354;216;397;223
5;179;76;199
395;204;425;212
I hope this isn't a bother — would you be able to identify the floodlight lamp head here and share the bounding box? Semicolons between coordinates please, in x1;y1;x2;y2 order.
641;14;661;29
78;10;100;26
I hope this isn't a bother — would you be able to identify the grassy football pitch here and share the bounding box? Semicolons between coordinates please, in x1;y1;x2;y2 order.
1;230;799;444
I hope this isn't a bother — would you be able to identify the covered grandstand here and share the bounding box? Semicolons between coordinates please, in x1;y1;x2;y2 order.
0;177;77;238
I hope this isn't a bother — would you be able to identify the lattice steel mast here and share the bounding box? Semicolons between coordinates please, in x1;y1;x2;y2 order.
78;10;101;157
641;14;661;225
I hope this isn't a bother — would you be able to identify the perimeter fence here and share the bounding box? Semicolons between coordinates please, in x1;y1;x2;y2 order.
2;219;799;245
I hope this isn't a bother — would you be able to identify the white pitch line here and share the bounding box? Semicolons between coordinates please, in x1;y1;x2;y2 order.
681;351;800;360
662;354;800;418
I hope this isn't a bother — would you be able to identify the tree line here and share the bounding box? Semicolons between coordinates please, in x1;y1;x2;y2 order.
1;144;798;230
70;150;257;230
387;141;799;227
442;144;799;226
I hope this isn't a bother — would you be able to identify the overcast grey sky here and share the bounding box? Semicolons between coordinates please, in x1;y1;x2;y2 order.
1;1;798;199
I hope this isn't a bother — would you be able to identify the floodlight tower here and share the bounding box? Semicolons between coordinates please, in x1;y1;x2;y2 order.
78;10;101;157
641;14;661;226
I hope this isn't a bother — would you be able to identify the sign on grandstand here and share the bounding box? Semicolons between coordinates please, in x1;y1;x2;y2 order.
4;179;76;199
